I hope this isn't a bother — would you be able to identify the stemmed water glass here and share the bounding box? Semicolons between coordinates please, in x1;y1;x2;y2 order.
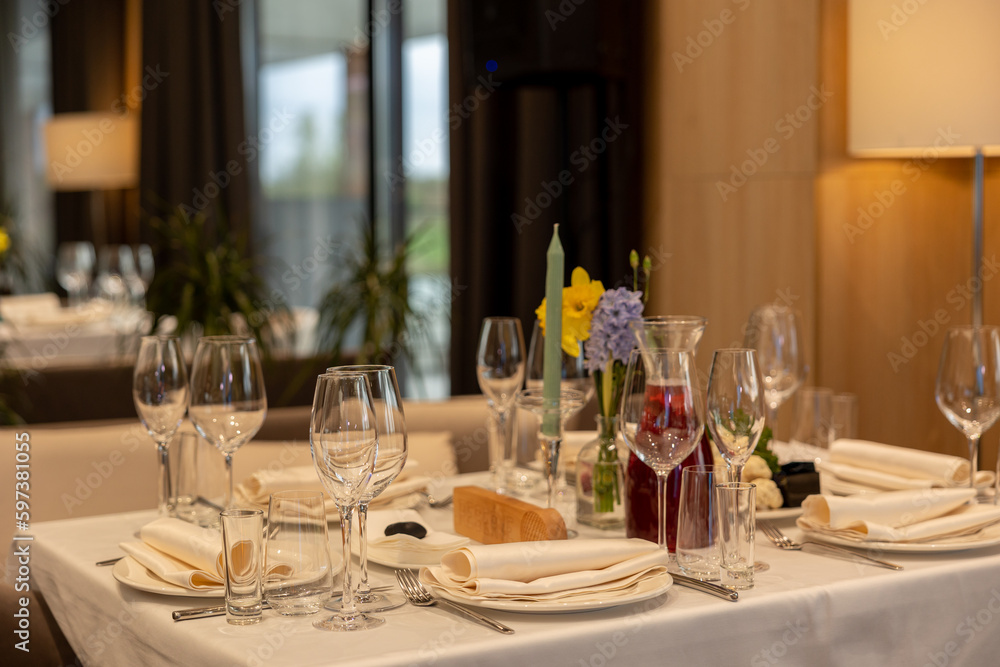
743;304;805;429
188;336;267;509
706;349;766;484
132;335;190;516
935;326;1000;500
513;388;585;509
56;242;96;307
326;365;407;613
310;372;382;631
620;348;704;553
476;317;526;492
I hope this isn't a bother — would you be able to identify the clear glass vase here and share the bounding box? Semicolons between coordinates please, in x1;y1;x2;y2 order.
576;415;625;529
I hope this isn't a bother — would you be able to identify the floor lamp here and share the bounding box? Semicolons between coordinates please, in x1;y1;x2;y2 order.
848;0;1000;327
44;112;139;247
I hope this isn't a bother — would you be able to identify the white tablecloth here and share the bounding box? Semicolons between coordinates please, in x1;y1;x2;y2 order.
21;478;1000;667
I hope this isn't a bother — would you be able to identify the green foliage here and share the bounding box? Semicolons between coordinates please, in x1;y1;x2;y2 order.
145;207;281;347
317;220;426;367
754;426;780;475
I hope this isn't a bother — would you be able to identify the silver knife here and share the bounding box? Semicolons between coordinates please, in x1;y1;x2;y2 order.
798;541;903;570
671;573;739;601
172;586;396;621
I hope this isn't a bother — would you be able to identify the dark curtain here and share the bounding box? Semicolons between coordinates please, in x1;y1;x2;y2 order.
139;0;252;243
50;0;128;244
448;0;646;394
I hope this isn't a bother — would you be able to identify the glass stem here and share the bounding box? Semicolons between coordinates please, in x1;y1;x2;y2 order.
356;500;371;598
497;408;512;468
540;434;561;509
766;405;779;435
967;435;980;490
656;471;668;551
223;453;234;509
156;442;171;517
339;504;357;617
732;462;745;485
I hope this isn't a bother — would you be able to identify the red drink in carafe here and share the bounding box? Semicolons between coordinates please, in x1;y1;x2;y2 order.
625;382;711;549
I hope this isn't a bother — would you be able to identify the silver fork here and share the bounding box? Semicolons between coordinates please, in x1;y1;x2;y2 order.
394;569;514;634
758;520;903;570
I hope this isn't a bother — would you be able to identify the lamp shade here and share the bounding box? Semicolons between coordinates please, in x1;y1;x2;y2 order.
848;0;1000;157
44;112;139;190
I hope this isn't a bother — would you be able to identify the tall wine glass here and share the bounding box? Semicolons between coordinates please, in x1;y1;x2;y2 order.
706;348;765;484
620;347;704;553
188;336;267;509
476;317;526;492
56;241;96;307
935;326;1000;499
514;388;585;509
133;335;189;516
743;304;806;429
310;372;382;631
326;365;407;613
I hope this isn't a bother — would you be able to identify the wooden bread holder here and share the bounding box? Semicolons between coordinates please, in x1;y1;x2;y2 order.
452;486;568;544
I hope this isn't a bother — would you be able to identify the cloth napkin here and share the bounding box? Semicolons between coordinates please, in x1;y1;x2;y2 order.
419;539;670;602
233;465;430;514
118;518;226;590
360;509;469;565
796;488;1000;543
818;439;995;493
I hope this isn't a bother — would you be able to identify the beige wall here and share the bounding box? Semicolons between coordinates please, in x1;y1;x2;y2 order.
644;0;1000;469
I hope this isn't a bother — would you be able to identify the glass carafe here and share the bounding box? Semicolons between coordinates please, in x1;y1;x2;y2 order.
625;316;712;549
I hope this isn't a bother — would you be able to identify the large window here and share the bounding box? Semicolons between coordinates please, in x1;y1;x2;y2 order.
254;0;450;397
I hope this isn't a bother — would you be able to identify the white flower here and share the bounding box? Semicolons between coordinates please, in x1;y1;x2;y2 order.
754;478;784;510
741;455;772;483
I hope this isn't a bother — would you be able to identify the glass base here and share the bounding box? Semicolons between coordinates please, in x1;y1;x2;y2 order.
325;590;406;613
313;610;385;632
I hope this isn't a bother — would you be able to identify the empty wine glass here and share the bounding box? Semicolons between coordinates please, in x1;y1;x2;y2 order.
56;241;96;307
476;317;526;492
514;388;585;509
133;244;155;293
188;336;267;508
132;335;190;516
743;304;806;429
620;347;704;553
935;326;1000;499
706;349;765;484
310;372;382;631
326;365;407;613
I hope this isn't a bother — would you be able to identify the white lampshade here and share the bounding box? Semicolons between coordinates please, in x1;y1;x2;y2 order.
848;0;1000;157
44;112;139;190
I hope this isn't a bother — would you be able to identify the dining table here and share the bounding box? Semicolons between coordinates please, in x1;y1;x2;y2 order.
19;472;1000;666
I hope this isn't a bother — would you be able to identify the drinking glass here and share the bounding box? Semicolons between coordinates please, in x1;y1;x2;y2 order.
513;388;585;509
935;326;1000;498
792;387;834;448
133;335;189;516
133;244;155;292
56;241;95;307
620;347;704;553
676;464;729;581
326;365;407;613
476;317;526;492
831;392;859;441
716;482;756;590
188;336;267;509
310;372;382;631
706;348;765;484
264;491;333;616
743;304;806;429
221;508;264;625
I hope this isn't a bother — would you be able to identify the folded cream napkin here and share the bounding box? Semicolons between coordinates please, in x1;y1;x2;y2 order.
233;465;430;514
119;518;225;590
818;439;995;492
796;488;1000;543
419;539;669;602
359;509;469;565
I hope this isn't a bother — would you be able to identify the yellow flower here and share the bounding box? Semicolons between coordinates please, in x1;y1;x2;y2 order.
536;267;605;357
0;228;9;256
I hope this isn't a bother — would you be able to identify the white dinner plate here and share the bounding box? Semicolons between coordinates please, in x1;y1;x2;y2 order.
430;570;674;614
757;506;804;520
113;551;346;598
801;521;1000;553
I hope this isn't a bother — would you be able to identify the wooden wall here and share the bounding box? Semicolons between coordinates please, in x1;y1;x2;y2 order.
645;0;1000;469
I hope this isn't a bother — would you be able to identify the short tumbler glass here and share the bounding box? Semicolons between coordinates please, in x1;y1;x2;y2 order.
716;482;756;590
264;491;333;615
221;509;264;625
